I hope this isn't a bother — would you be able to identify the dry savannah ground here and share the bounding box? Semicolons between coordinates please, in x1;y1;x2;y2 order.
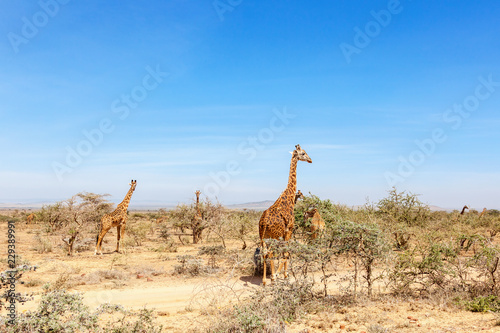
1;191;500;333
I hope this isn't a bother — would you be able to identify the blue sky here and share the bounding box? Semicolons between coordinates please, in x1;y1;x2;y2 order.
1;0;499;209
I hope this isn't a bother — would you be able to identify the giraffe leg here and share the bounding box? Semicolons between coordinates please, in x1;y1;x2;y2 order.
262;253;267;286
270;257;277;283
282;252;289;279
261;244;267;286
95;228;108;255
115;224;126;253
276;260;284;276
274;252;289;279
120;223;126;251
115;225;121;253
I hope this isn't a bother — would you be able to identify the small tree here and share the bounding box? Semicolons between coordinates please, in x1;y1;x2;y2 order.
36;193;112;255
377;187;431;250
169;197;230;245
229;210;260;250
377;187;430;227
329;220;391;298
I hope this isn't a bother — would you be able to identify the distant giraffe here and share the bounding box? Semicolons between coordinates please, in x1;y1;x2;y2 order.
259;144;312;285
192;190;204;244
155;216;168;224
479;208;487;218
26;213;35;224
295;190;304;204
460;205;469;215
304;208;325;240
95;180;137;255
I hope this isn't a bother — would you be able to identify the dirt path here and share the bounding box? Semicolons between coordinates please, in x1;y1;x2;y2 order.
17;276;257;314
83;284;198;313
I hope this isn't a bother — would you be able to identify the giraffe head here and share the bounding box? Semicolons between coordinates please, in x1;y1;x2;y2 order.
304;207;318;219
129;180;137;191
195;190;201;198
293;144;312;163
296;190;304;200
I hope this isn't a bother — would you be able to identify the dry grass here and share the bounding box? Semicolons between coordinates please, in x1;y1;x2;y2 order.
2;196;500;332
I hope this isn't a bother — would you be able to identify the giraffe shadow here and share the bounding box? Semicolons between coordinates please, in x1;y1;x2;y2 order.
239;275;263;286
96;250;122;256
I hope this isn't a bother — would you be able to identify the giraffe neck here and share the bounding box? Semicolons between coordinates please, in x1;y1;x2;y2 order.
196;193;201;215
117;186;135;212
286;155;298;196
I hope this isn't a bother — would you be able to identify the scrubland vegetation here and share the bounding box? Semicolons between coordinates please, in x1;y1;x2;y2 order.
1;187;500;332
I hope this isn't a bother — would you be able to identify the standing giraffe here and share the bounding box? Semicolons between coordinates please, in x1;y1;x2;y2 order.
479;208;487;218
460;205;469;215
259;144;312;285
155;216;168;224
26;213;35;224
192;190;204;244
304;208;325;240
95;180;137;255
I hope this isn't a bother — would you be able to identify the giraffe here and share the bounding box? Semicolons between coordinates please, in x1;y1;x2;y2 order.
195;190;202;220
259;144;312;285
26;213;35;224
95;180;137;255
304;208;325;240
460;205;469;215
155;216;168;224
192;190;204;244
295;190;304;204
478;208;487;218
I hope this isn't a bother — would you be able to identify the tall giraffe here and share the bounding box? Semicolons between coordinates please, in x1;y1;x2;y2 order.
192;190;203;244
460;205;469;215
95;180;137;255
259;144;312;285
479;208;487;218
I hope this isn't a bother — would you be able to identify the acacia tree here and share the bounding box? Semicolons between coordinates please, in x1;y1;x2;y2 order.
168;203;205;244
328;220;391;298
229;210;260;250
377;187;430;227
377;187;430;250
37;193;112;255
168;197;232;245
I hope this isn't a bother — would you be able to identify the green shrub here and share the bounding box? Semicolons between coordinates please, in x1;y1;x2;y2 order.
377;187;430;228
198;245;225;269
206;279;315;332
174;255;205;276
3;290;99;332
328;220;391;297
2;290;163;332
127;220;150;246
465;295;500;312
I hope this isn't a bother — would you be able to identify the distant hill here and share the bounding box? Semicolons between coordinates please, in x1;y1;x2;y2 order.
0;201;477;213
224;202;451;212
429;205;449;212
225;201;275;211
